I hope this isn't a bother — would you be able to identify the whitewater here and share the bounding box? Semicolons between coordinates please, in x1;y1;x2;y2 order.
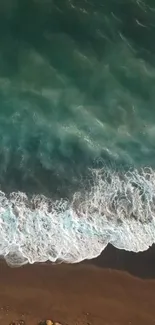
1;167;155;266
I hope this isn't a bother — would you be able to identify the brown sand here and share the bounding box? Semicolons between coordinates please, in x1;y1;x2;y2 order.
0;245;155;325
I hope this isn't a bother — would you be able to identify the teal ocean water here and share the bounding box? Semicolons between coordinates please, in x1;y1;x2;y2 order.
0;0;155;266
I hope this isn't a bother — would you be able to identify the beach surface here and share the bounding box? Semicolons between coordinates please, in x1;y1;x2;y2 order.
0;245;155;325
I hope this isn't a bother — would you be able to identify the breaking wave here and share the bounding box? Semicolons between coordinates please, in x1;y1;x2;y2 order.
1;167;155;267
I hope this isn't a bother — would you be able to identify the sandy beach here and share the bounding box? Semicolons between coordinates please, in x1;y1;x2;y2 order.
0;245;155;325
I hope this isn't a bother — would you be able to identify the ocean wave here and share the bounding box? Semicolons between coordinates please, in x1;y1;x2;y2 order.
0;0;155;267
1;167;155;267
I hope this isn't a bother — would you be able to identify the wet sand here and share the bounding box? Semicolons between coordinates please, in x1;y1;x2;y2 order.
0;245;155;325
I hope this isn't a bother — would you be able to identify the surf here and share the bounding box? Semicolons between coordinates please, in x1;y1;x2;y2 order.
0;166;155;267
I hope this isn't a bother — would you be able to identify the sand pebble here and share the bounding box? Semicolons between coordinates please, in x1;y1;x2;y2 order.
39;320;54;325
46;321;54;325
9;320;25;325
17;321;25;325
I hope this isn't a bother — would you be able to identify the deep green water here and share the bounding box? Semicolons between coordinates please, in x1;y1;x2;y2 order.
0;0;155;196
0;0;155;265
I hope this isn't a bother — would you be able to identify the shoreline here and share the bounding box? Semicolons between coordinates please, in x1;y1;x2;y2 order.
2;243;155;279
0;245;154;324
0;262;155;325
91;243;155;279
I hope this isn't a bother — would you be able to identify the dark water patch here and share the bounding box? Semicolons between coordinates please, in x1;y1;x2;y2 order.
91;243;155;279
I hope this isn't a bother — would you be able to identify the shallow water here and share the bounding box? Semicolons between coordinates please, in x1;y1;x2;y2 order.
0;0;155;266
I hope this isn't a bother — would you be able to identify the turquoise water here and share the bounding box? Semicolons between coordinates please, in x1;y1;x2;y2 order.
0;0;155;266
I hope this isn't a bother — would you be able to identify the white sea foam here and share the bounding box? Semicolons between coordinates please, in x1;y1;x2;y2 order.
0;167;155;266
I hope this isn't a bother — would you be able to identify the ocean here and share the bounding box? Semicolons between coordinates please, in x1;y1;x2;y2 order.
0;0;155;266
